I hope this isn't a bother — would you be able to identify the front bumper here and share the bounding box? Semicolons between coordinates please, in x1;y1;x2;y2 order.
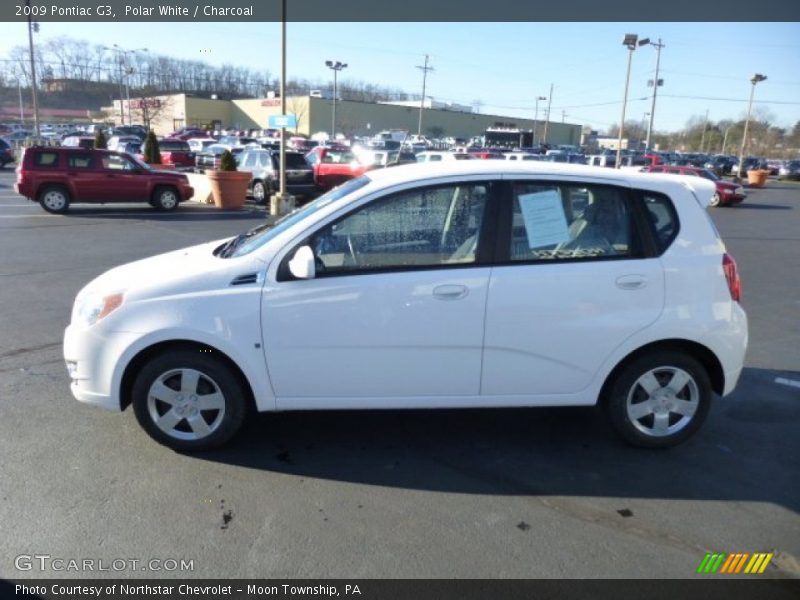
63;323;139;411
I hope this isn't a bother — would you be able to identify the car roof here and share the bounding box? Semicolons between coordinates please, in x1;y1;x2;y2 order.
361;159;713;193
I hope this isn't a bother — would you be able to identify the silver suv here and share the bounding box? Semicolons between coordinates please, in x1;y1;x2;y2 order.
237;149;317;203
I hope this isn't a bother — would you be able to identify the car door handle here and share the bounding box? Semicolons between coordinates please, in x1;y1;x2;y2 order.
616;275;647;290
433;284;468;300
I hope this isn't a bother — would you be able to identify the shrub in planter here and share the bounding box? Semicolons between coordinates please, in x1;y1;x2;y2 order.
143;131;162;165
94;129;107;150
207;149;250;209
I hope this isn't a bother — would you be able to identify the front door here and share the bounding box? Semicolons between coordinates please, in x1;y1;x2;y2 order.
99;152;149;202
481;180;664;398
263;180;496;403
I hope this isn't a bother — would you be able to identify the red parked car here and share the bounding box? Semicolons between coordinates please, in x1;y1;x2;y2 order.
157;138;196;168
305;146;369;191
641;165;746;207
14;147;194;213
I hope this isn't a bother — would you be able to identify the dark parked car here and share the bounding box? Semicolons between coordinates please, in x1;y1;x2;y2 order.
778;160;800;181
14;147;193;213
196;144;244;170
237;148;316;202
0;137;15;168
731;157;767;176
705;155;736;176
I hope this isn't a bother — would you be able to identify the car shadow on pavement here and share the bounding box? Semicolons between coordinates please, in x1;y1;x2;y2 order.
193;366;800;511
60;204;267;221
735;203;791;210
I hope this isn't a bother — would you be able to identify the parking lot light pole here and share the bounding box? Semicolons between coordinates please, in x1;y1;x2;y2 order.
416;54;433;137
533;95;546;144
17;78;24;125
737;73;767;179
616;34;647;169
325;60;347;139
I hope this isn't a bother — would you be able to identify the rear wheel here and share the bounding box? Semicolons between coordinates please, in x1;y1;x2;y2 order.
606;351;712;448
131;350;248;451
38;185;70;214
152;186;180;211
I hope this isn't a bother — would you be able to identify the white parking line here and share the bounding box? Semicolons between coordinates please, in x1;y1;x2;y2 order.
774;377;800;389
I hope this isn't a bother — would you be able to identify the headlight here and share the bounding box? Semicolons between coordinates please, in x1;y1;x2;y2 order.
75;292;125;327
735;186;745;195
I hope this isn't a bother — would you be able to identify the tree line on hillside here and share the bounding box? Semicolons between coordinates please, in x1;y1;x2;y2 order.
604;109;800;158
0;35;410;103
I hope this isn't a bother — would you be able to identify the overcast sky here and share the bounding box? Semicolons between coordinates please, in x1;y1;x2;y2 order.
1;21;798;133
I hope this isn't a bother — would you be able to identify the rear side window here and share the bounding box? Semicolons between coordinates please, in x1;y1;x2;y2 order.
640;191;679;254
508;183;636;262
285;154;308;169
34;151;59;168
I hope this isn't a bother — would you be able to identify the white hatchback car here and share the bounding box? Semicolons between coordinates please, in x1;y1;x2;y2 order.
64;161;748;451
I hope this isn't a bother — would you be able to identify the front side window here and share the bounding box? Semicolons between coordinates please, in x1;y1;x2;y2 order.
508;183;634;262
310;182;490;274
101;153;137;171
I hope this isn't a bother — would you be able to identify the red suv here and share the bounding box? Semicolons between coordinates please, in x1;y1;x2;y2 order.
641;165;745;207
158;138;196;168
15;147;194;213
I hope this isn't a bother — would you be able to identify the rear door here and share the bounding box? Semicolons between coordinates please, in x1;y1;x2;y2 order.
481;179;664;399
65;152;103;201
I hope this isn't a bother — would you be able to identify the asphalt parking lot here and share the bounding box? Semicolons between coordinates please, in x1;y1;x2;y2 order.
0;168;798;580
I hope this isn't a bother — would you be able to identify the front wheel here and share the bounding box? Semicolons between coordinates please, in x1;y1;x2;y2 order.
152;186;180;211
131;350;249;451
606;351;712;448
709;192;721;207
252;180;267;205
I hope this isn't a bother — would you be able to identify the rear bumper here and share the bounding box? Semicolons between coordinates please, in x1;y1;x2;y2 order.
181;185;194;201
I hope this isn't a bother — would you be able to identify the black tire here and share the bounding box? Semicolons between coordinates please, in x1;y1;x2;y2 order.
38;185;71;214
709;192;721;207
151;186;180;211
131;350;249;451
606;350;712;449
252;180;267;205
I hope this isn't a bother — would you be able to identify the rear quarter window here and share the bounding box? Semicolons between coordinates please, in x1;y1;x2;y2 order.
640;191;679;254
33;151;60;168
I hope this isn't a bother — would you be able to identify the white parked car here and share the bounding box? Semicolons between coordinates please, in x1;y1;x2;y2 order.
64;161;747;451
416;151;474;162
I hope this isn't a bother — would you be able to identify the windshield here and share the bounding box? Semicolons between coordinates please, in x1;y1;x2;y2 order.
129;154;153;170
226;176;372;258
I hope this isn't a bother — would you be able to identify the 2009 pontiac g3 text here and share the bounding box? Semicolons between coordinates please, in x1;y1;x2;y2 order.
14;553;194;572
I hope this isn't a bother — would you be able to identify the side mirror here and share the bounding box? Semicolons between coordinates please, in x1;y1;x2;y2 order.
288;245;316;280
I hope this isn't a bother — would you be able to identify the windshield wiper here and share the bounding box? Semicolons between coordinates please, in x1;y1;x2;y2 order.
218;222;275;258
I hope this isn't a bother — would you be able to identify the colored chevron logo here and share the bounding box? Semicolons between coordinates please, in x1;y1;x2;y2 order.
697;552;774;574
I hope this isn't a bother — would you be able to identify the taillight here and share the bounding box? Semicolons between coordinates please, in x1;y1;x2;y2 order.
722;253;741;302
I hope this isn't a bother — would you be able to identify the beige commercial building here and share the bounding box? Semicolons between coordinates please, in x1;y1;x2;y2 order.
109;93;582;145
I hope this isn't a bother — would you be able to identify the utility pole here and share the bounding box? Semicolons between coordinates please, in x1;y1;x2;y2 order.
699;109;709;152
26;0;40;138
542;83;553;144
644;38;665;152
561;110;567;123
416;54;434;137
721;126;732;155
17;78;24;125
533;95;546;145
278;0;287;205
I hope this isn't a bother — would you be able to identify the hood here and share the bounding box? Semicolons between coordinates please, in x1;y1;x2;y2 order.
76;238;241;302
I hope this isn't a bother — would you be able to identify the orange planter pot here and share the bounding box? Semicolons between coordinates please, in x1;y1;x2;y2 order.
206;170;250;209
746;169;769;188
